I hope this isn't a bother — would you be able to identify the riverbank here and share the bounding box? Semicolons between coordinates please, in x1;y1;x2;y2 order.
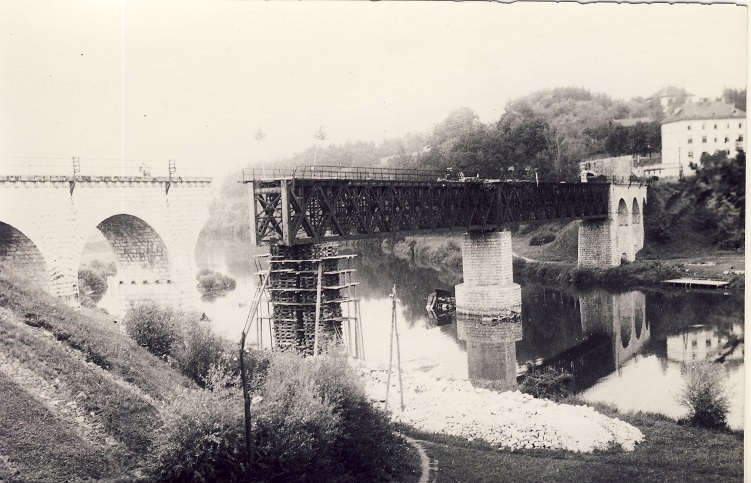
375;226;744;291
355;360;644;453
353;360;743;482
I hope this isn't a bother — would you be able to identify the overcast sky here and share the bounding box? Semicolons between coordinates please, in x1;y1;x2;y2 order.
0;1;746;180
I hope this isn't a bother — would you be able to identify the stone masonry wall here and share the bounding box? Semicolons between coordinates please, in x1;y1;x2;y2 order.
0;221;47;286
0;176;211;308
455;231;521;315
578;184;647;267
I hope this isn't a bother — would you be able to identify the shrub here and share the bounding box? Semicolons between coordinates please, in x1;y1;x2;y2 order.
677;362;730;429
171;317;230;387
146;352;417;483
529;232;556;246
146;379;247;482
520;366;574;401
77;268;108;307
124;301;178;359
197;269;237;300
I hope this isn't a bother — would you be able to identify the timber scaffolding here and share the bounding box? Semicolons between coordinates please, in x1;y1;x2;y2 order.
250;243;364;357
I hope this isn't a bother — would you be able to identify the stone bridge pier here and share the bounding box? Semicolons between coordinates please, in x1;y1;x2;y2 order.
0;175;211;309
578;184;647;266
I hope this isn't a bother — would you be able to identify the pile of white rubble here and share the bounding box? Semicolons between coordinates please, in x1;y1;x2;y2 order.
353;361;644;453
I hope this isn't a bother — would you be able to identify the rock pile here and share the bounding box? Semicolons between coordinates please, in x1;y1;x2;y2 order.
354;361;644;453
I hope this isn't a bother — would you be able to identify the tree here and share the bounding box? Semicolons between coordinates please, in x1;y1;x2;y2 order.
689;150;745;249
723;88;746;112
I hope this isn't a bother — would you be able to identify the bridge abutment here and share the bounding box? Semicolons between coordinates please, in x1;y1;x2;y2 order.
455;231;521;315
578;184;646;267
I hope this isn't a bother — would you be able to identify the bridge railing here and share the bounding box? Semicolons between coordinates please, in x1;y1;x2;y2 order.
0;158;206;178
242;165;444;183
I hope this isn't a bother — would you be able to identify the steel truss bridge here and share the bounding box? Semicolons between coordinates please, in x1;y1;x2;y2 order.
245;166;611;246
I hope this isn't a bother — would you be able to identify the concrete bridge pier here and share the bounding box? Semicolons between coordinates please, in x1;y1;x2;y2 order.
455;230;521;315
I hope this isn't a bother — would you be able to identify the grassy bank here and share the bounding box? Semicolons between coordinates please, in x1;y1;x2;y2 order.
0;274;193;481
0;273;422;482
399;403;743;483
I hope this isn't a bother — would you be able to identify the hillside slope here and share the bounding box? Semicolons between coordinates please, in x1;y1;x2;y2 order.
0;274;193;482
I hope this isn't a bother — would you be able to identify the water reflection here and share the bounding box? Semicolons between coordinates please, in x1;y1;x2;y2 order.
139;237;745;428
457;312;522;391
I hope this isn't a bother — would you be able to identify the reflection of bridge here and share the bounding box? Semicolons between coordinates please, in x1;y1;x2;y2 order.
0;165;211;306
456;289;649;392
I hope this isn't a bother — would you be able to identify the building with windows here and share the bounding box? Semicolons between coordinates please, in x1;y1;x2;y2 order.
658;100;745;178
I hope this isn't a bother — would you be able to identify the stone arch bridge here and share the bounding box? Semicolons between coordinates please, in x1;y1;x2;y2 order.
0;174;212;307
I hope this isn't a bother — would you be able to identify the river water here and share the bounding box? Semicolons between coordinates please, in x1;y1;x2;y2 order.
97;237;745;430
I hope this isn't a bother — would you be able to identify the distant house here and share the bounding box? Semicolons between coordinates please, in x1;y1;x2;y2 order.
659;100;745;178
579;155;636;181
648;86;692;111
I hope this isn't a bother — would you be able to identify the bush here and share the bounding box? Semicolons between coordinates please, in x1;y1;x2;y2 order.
124;301;178;360
77;268;108;307
529;232;556;246
171;317;230;387
146;352;417;483
197;269;237;301
146;370;247;483
520;366;574;401
677;362;730;429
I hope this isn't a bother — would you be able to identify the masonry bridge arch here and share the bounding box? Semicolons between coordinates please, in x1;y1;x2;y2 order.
0;175;212;307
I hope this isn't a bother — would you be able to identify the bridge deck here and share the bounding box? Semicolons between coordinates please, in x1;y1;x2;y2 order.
245;168;610;246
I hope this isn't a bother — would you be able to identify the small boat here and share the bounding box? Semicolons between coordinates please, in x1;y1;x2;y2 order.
426;288;456;312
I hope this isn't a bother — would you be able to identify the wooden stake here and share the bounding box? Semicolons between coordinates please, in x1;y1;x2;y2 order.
239;332;253;468
392;285;405;411
313;261;323;356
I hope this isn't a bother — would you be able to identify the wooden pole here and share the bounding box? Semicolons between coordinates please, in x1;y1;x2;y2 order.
313;261;323;356
392;285;405;411
385;286;396;411
239;332;253;468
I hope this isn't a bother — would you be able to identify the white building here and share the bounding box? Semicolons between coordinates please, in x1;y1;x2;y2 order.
658;100;745;178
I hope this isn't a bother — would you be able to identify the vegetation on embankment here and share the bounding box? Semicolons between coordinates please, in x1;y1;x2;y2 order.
0;273;193;481
398;402;743;483
0;273;421;482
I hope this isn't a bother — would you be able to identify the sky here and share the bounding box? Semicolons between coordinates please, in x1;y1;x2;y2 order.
0;1;747;181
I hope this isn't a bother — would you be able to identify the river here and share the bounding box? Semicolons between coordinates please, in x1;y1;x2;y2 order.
96;236;745;430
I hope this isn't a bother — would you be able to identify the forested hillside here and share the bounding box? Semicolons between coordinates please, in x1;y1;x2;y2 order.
201;86;744;255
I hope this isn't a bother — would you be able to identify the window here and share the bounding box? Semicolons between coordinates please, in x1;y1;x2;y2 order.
702;136;707;143
702;124;706;129
714;137;717;143
688;151;694;158
725;136;729;143
740;123;743;128
687;125;692;130
714;124;717;129
739;135;744;142
688;138;693;144
727;150;731;155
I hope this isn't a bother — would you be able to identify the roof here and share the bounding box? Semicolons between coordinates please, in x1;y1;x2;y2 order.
649;86;691;99
662;100;745;124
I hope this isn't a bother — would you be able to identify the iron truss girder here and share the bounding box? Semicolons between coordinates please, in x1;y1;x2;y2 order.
248;179;610;246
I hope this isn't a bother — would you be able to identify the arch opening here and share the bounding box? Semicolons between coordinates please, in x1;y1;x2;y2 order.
631;198;641;225
617;199;629;226
0;221;48;288
79;214;175;313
